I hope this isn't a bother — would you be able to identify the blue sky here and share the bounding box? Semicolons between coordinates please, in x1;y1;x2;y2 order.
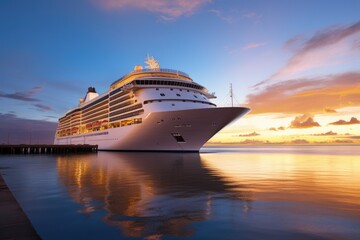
1;0;359;144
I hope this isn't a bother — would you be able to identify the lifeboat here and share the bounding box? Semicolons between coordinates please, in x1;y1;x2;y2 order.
101;120;108;127
71;127;78;133
92;121;101;128
86;123;92;129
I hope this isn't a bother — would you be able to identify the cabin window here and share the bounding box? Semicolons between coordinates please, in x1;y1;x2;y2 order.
194;95;198;98
176;94;181;97
160;93;165;96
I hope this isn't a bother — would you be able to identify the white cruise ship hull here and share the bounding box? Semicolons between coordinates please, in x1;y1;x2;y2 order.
54;107;249;152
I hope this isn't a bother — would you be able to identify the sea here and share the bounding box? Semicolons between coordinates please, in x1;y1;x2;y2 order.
0;146;359;240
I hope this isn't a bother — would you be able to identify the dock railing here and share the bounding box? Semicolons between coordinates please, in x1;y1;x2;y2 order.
0;144;98;154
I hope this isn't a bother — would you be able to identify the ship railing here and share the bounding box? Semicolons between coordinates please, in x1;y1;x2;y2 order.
111;68;190;86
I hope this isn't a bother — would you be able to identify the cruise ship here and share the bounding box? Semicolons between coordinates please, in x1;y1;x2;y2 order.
54;56;250;151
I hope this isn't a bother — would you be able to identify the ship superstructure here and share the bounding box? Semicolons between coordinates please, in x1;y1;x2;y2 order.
54;56;250;151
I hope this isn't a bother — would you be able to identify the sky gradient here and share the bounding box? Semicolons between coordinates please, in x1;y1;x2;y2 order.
0;0;359;144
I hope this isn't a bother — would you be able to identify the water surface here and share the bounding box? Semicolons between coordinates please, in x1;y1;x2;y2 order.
0;146;359;239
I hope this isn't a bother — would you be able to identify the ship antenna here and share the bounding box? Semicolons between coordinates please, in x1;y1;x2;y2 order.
230;83;234;107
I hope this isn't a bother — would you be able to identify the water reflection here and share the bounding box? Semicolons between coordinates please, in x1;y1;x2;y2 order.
56;152;251;238
55;147;360;239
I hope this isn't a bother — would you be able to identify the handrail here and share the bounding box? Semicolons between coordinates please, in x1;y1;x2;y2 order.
111;68;190;86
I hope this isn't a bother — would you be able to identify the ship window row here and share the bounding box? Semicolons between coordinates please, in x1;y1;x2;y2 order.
82;100;108;115
109;103;142;118
84;118;108;129
60;112;81;121
58;121;81;128
134;79;203;90
59;121;70;127
143;99;216;106
82;95;109;110
59;109;81;121
109;118;142;128
109;95;133;106
59;98;107;121
110;86;130;96
109;110;144;122
109;89;130;99
82;113;109;125
109;100;134;112
82;104;108;118
160;93;182;97
56;117;142;137
83;112;108;123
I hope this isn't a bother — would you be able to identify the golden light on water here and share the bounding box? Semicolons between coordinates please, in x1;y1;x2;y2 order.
200;149;360;213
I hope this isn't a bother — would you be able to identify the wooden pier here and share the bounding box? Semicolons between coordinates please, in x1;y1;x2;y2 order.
0;144;98;154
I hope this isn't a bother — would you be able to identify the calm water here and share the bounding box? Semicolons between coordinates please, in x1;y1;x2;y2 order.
1;146;360;240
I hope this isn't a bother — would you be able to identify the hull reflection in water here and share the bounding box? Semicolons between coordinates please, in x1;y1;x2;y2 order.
56;152;251;238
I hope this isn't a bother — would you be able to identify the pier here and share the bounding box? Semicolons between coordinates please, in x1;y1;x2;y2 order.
0;144;98;154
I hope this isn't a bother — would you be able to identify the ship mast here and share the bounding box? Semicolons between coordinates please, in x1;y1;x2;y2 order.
230;83;234;107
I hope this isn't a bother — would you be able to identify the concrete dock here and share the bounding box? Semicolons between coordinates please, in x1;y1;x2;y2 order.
0;144;98;154
0;173;40;239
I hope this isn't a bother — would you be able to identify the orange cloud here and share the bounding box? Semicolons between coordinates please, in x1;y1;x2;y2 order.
290;114;320;128
97;0;211;20
238;132;260;137
312;131;337;136
329;117;360;125
246;72;360;114
255;20;360;87
291;139;309;144
237;139;265;145
324;108;337;113
333;139;353;144
269;126;286;131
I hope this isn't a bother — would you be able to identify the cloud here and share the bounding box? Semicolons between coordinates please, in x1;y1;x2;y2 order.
97;0;211;20
324;108;337;113
243;42;267;50
343;135;360;139
242;11;261;23
329;117;360;125
208;9;235;24
0;89;41;102
246;72;360;114
291;139;309;144
33;104;52;112
0;113;57;144
290;114;320;128
269;126;286;131
238;139;265;145
254;20;360;87
333;139;353;144
238;132;260;137
312;131;337;136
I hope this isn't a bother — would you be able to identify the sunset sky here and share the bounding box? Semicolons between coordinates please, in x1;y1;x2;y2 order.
0;0;359;144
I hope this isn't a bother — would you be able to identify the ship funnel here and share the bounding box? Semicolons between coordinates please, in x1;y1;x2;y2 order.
84;86;99;102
